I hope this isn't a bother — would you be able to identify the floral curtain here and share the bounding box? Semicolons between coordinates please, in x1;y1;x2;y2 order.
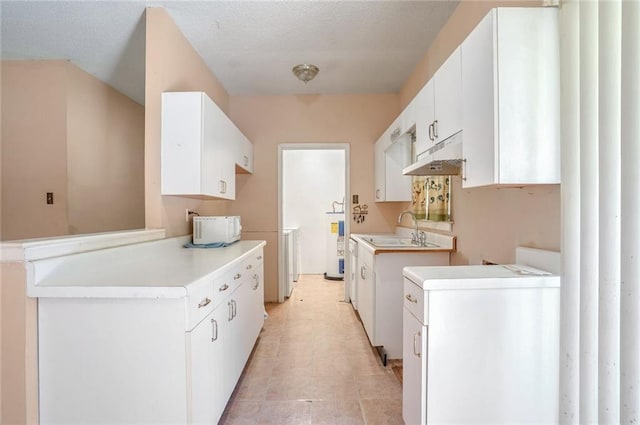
411;175;450;222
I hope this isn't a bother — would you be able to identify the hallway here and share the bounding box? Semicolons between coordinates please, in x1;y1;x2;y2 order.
219;275;403;425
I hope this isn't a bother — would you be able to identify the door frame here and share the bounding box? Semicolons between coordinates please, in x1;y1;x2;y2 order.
277;143;351;303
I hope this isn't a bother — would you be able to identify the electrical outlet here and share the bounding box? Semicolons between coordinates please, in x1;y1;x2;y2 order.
185;209;190;222
46;192;54;204
352;194;359;204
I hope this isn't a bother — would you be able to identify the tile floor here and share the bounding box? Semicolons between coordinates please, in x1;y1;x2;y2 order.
219;274;404;425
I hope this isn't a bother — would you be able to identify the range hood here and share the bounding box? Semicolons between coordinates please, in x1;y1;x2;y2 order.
403;131;463;176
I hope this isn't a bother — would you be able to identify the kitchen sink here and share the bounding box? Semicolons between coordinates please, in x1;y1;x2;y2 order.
363;235;440;248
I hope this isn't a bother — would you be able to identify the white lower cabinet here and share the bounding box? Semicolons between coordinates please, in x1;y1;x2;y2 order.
188;303;229;425
354;242;448;359
402;278;427;425
38;246;265;425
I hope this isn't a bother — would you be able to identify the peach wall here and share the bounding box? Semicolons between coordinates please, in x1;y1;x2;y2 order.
228;94;404;301
399;0;560;265
1;263;38;425
1;60;146;241
144;8;231;237
66;63;145;234
1;61;69;241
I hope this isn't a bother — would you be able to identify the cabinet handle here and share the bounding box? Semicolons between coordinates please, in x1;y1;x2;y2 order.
243;155;249;166
433;120;439;139
234;273;242;280
228;301;233;321
198;298;211;308
405;294;418;304
232;299;237;319
219;283;229;292
375;189;380;200
257;255;263;260
390;127;401;141
246;264;253;270
253;274;260;290
360;266;366;279
462;158;467;182
211;318;218;342
219;180;226;194
428;122;434;141
413;331;421;357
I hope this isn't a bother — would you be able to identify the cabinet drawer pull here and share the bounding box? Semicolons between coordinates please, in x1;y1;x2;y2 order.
246;264;253;270
257;255;263;260
219;284;229;292
413;331;421;357
198;298;211;308
234;273;241;280
405;294;418;304
211;318;218;342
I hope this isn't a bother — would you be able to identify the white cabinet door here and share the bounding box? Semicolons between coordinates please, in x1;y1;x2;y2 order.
374;136;412;203
414;79;435;159
161;92;236;199
460;12;495;188
235;129;254;174
433;47;462;143
374;139;386;201
461;8;560;187
403;308;427;425
188;305;229;425
249;265;265;342
356;247;375;345
201;94;234;199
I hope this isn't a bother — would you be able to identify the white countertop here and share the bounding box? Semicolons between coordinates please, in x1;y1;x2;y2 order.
403;264;560;291
27;237;266;299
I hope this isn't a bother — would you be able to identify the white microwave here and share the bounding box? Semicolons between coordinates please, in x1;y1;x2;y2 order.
193;216;241;244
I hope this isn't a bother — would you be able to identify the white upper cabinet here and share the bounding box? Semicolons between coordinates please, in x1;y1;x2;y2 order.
235;130;254;174
461;8;560;188
414;79;435;159
374;132;412;202
433;47;463;145
414;48;462;159
162;91;253;200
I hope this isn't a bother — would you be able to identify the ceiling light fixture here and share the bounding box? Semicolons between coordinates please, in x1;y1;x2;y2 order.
292;64;319;84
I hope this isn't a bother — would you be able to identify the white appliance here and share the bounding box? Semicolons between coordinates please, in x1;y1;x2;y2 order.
402;247;560;425
193;216;241;244
284;227;300;281
325;212;345;280
283;229;294;297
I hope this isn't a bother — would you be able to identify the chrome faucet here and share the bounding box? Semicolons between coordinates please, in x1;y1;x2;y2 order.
398;210;420;245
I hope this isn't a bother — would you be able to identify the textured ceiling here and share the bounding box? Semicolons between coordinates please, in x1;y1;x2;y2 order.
1;1;459;104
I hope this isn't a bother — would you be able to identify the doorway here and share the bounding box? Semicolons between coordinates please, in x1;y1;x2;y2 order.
277;143;350;303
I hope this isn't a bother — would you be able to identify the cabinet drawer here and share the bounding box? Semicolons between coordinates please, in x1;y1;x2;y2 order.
403;278;426;323
242;250;263;275
185;281;215;331
212;271;235;309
